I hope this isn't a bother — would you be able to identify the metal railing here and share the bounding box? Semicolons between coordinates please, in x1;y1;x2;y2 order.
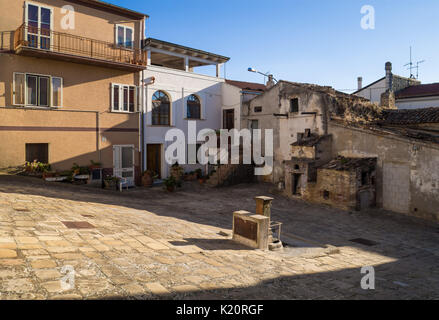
13;24;147;66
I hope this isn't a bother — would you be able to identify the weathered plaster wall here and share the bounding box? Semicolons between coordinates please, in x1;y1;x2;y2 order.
329;121;439;221
243;83;328;183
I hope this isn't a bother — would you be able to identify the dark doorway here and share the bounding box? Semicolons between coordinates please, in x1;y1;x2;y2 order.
25;143;48;163
359;191;371;210
292;173;301;195
147;144;162;179
223;109;235;130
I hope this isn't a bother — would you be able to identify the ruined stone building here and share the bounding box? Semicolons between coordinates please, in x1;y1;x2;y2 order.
242;80;439;222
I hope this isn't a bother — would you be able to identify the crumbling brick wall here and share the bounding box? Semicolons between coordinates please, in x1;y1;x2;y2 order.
303;169;358;211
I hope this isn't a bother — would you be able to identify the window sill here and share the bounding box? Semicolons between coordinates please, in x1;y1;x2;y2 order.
11;105;61;110
184;118;205;121
110;111;139;114
148;125;174;128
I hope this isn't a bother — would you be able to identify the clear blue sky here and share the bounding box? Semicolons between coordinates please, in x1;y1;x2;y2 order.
111;0;438;91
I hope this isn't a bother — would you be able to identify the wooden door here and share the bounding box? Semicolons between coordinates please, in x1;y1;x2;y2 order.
147;144;162;178
223;109;235;130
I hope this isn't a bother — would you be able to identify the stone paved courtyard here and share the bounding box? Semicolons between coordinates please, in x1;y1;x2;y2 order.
0;174;438;300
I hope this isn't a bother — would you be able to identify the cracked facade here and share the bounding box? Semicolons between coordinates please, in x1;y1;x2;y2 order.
242;80;439;222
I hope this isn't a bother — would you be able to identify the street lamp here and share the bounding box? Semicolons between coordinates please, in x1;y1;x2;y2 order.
248;67;278;84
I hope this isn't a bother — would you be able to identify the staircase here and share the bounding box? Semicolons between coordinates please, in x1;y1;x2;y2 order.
206;163;254;187
205;136;255;187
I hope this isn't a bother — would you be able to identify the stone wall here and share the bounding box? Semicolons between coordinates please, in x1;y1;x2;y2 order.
303;169;358;211
329;121;439;221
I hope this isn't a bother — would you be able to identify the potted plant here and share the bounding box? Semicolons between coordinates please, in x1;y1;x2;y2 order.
24;161;51;177
71;163;80;176
142;170;157;187
183;171;197;181
195;168;206;184
43;170;56;180
163;175;177;192
104;176;119;190
170;163;184;182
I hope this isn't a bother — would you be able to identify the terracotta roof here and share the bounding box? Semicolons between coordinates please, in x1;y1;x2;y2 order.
319;157;377;171
381;107;439;125
395;83;439;99
225;80;266;92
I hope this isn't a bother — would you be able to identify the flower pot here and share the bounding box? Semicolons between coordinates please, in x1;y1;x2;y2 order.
142;174;153;187
198;178;206;185
171;167;183;182
43;171;56;179
104;180;117;190
166;185;175;192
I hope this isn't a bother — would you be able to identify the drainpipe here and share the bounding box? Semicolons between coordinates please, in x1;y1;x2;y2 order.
140;16;147;173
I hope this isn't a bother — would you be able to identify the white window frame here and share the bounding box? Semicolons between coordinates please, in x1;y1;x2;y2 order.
113;144;135;187
13;72;63;108
51;76;63;108
25;1;54;51
111;83;140;113
115;24;134;49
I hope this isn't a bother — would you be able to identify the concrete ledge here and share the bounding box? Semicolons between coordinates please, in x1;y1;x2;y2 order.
232;210;269;250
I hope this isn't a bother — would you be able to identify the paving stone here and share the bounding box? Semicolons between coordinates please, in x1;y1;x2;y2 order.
184;275;205;284
0;243;16;249
172;284;199;293
17;244;43;250
0;249;17;258
41;281;65;293
153;256;174;265
34;269;62;280
145;242;170;250
2;278;35;293
145;282;170;295
52;253;84;260
45;240;72;247
197;268;224;278
122;283;145;295
174;245;203;254
0;269;20;278
50;294;82;300
31;259;57;269
16;237;39;244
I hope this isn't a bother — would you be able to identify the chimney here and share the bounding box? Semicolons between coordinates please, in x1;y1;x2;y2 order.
357;77;363;90
266;74;275;88
380;91;396;109
385;62;393;91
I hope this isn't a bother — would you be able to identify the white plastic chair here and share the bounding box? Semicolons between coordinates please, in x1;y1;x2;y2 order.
119;178;129;192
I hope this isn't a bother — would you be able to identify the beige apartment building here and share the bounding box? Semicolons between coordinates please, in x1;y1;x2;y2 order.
0;0;147;186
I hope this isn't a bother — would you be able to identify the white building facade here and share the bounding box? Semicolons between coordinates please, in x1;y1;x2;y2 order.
142;38;229;178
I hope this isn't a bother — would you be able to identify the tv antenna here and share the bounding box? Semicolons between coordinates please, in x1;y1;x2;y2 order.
404;46;425;79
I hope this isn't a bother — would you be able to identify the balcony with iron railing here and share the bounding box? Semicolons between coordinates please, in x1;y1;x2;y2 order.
1;24;147;71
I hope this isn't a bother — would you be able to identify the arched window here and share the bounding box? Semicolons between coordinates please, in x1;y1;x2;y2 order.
187;94;201;119
152;91;170;125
